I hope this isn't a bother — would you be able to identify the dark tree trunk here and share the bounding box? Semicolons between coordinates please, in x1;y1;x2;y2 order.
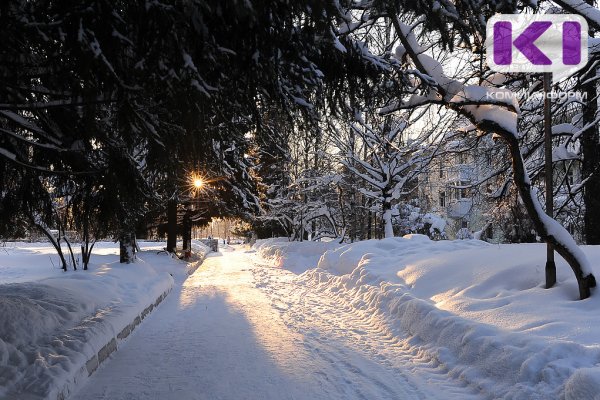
39;226;68;271
80;208;95;270
167;199;178;252
299;209;304;242
367;202;372;240
64;236;77;270
582;69;600;244
119;232;136;263
543;73;556;288
504;133;596;299
337;185;348;243
81;240;96;270
182;210;192;259
29;213;67;271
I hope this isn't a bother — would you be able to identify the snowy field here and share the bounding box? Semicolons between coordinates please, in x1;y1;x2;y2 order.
254;236;600;399
0;240;207;400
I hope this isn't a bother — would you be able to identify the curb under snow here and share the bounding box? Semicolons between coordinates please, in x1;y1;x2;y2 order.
35;249;210;400
5;282;173;400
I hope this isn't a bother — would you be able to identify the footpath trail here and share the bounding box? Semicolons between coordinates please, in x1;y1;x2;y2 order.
71;248;482;400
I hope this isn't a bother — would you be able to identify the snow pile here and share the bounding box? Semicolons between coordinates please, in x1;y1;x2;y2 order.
256;236;600;399
0;242;177;400
317;234;481;276
190;239;211;257
186;239;212;275
253;238;341;274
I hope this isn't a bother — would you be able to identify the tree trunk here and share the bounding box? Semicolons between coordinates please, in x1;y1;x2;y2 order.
182;210;192;259
382;195;394;239
543;73;556;288
582;68;600;244
337;184;348;242
47;235;67;271
119;232;136;263
504;133;596;299
299;209;304;242
31;217;67;271
81;240;96;270
167;199;178;252
367;213;372;239
81;208;95;270
63;235;77;270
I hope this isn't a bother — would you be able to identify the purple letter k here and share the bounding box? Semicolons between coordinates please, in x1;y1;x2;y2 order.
513;21;552;65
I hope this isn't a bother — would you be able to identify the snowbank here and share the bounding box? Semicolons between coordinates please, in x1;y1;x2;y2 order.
0;242;182;400
253;238;342;274
255;236;600;399
186;239;212;276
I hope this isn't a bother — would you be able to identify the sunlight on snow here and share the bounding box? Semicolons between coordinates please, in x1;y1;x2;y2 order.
177;253;313;378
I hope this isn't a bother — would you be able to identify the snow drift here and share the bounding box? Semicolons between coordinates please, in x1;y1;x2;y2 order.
254;236;600;399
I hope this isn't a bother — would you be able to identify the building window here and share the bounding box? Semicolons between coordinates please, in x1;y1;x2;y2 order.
439;191;446;207
452;186;468;200
439;163;444;178
459;181;469;199
462;220;468;229
566;167;575;186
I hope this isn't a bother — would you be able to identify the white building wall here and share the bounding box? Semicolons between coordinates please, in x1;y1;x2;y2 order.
418;145;496;240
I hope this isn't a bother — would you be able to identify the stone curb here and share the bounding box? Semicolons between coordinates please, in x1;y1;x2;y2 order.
7;249;210;400
55;250;210;400
78;288;171;384
5;284;173;400
76;250;208;391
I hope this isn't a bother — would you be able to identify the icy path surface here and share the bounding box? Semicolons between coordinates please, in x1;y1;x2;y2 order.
71;248;482;400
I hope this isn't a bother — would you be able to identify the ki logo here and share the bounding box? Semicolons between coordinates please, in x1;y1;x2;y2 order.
486;14;588;83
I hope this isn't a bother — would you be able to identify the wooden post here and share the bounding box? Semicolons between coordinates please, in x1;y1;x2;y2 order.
544;73;557;288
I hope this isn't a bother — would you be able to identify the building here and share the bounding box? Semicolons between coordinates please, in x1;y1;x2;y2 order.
418;138;500;240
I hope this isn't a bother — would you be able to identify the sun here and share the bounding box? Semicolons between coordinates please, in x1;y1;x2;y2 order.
193;177;204;189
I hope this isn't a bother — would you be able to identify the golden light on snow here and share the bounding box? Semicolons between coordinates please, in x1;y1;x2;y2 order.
178;252;314;381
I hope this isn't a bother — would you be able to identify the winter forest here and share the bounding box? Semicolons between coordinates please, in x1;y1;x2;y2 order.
9;1;600;399
2;0;600;298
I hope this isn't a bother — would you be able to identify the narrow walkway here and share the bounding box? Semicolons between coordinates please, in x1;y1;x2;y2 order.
70;249;476;400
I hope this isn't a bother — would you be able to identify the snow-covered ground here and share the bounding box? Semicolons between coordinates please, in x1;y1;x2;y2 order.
69;245;468;400
0;241;206;400
4;237;600;399
254;236;600;399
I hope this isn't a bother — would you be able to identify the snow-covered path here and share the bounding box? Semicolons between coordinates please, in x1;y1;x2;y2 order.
71;248;481;400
